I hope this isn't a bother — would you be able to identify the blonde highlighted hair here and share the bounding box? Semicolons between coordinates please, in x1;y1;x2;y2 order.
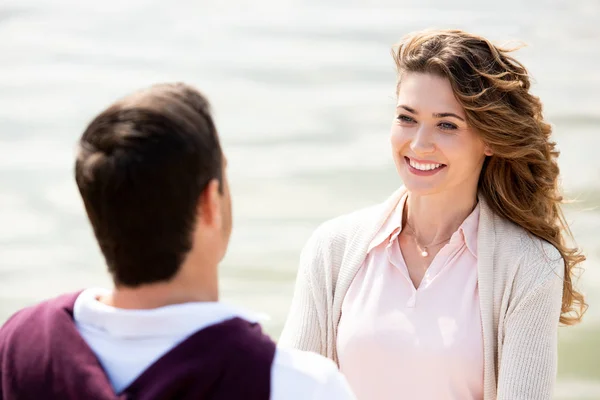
392;29;586;325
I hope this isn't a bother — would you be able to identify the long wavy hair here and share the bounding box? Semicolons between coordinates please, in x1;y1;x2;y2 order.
392;29;586;325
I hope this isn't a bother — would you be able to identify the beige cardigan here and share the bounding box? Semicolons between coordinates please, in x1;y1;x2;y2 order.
279;186;565;400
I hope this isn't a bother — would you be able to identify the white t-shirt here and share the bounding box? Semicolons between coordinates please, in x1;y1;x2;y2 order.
73;288;355;400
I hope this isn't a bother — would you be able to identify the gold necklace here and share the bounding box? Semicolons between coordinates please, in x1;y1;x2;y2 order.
404;224;452;257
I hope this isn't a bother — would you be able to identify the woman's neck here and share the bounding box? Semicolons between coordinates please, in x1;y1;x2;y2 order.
403;187;478;245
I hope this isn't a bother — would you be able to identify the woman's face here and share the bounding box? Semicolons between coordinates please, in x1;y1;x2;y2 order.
391;72;491;197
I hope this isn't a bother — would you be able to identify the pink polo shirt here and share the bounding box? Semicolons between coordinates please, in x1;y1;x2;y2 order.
337;194;484;400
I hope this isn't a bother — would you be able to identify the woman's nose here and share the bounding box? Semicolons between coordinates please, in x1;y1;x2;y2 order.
409;126;435;155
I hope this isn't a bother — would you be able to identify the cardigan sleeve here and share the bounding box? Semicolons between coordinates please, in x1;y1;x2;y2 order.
278;227;328;356
496;257;564;400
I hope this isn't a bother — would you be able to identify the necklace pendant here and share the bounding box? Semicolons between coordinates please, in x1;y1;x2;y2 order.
420;250;429;257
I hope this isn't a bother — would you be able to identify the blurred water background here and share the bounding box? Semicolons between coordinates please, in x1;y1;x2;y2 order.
0;0;598;398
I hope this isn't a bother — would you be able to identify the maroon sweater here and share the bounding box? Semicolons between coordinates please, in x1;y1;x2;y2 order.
0;291;276;400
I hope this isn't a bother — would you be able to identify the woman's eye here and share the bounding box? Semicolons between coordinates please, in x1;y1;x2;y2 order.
397;115;415;123
439;122;457;130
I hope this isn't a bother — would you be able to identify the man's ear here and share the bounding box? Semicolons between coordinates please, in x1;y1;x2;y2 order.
197;179;222;228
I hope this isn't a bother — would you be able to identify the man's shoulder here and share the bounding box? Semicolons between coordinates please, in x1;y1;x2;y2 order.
272;346;339;382
1;291;81;339
270;347;354;399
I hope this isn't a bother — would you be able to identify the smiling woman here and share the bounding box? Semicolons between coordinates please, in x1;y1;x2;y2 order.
279;29;587;400
392;73;492;193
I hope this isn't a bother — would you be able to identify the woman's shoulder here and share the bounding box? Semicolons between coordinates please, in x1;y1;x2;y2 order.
301;202;384;259
304;188;406;256
490;210;564;290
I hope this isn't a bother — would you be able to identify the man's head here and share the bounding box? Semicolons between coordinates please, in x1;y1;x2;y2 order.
75;83;232;288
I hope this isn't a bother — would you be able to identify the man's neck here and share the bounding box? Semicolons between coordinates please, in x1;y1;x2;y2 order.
100;288;217;310
100;250;220;310
100;275;218;310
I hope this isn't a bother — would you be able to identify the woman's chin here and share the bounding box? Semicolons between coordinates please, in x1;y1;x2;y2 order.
400;177;445;196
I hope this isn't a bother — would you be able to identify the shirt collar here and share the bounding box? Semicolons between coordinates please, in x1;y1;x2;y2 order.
458;202;480;257
367;193;480;258
368;193;407;252
73;288;268;339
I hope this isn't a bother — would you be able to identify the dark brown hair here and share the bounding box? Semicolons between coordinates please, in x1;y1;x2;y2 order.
75;83;223;287
392;29;586;324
